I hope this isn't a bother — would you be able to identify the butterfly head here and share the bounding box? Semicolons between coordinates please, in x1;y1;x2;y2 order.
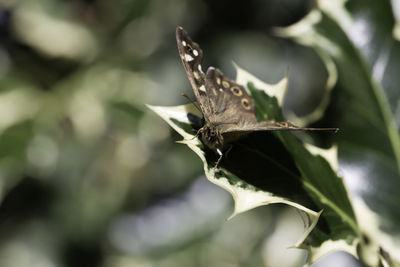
199;123;224;155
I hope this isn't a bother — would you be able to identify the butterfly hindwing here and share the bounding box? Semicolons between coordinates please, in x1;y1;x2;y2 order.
204;68;334;134
204;67;258;127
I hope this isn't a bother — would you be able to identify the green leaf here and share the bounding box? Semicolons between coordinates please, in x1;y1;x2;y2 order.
148;63;359;265
278;0;400;265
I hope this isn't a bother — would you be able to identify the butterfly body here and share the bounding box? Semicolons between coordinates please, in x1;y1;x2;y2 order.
175;27;337;162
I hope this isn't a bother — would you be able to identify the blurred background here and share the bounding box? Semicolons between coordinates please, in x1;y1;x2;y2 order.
0;0;363;266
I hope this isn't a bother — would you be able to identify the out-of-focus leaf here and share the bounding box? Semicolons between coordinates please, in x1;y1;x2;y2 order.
149;64;359;265
0;120;34;202
12;2;97;61
0;120;33;159
278;0;400;265
394;0;400;41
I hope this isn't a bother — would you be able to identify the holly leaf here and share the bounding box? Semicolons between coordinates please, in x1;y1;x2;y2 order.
278;0;400;265
148;63;358;265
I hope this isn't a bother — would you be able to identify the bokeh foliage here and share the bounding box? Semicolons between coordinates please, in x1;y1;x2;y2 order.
0;0;397;267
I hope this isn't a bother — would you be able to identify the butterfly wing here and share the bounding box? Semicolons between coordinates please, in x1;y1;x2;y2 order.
176;27;338;146
204;67;338;135
176;27;213;118
204;67;259;126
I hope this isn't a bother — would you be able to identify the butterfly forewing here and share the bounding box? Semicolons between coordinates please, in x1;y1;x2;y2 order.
176;27;213;119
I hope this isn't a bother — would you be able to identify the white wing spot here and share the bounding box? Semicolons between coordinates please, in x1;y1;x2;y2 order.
217;149;223;156
198;64;203;73
219;88;223;92
184;54;194;62
193;49;199;56
182;41;187;46
193;71;200;80
199;85;206;92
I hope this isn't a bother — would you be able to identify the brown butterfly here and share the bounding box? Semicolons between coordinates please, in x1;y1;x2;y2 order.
176;27;338;165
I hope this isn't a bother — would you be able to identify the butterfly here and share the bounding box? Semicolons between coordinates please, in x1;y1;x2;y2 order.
176;26;338;165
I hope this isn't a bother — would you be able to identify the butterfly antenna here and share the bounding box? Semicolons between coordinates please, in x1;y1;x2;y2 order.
301;127;339;133
182;93;202;113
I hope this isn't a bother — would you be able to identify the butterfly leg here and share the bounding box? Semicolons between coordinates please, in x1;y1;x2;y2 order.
181;125;203;143
214;145;232;168
188;128;201;140
224;145;233;158
214;148;224;168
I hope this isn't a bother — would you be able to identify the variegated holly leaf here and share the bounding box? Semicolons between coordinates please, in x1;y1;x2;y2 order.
278;0;400;266
148;63;358;265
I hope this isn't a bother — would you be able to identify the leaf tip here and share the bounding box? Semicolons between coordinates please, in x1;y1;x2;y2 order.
234;63;288;106
226;212;238;221
304;144;339;173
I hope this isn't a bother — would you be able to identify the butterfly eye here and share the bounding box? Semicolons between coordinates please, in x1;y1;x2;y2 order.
241;98;251;110
231;86;242;96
